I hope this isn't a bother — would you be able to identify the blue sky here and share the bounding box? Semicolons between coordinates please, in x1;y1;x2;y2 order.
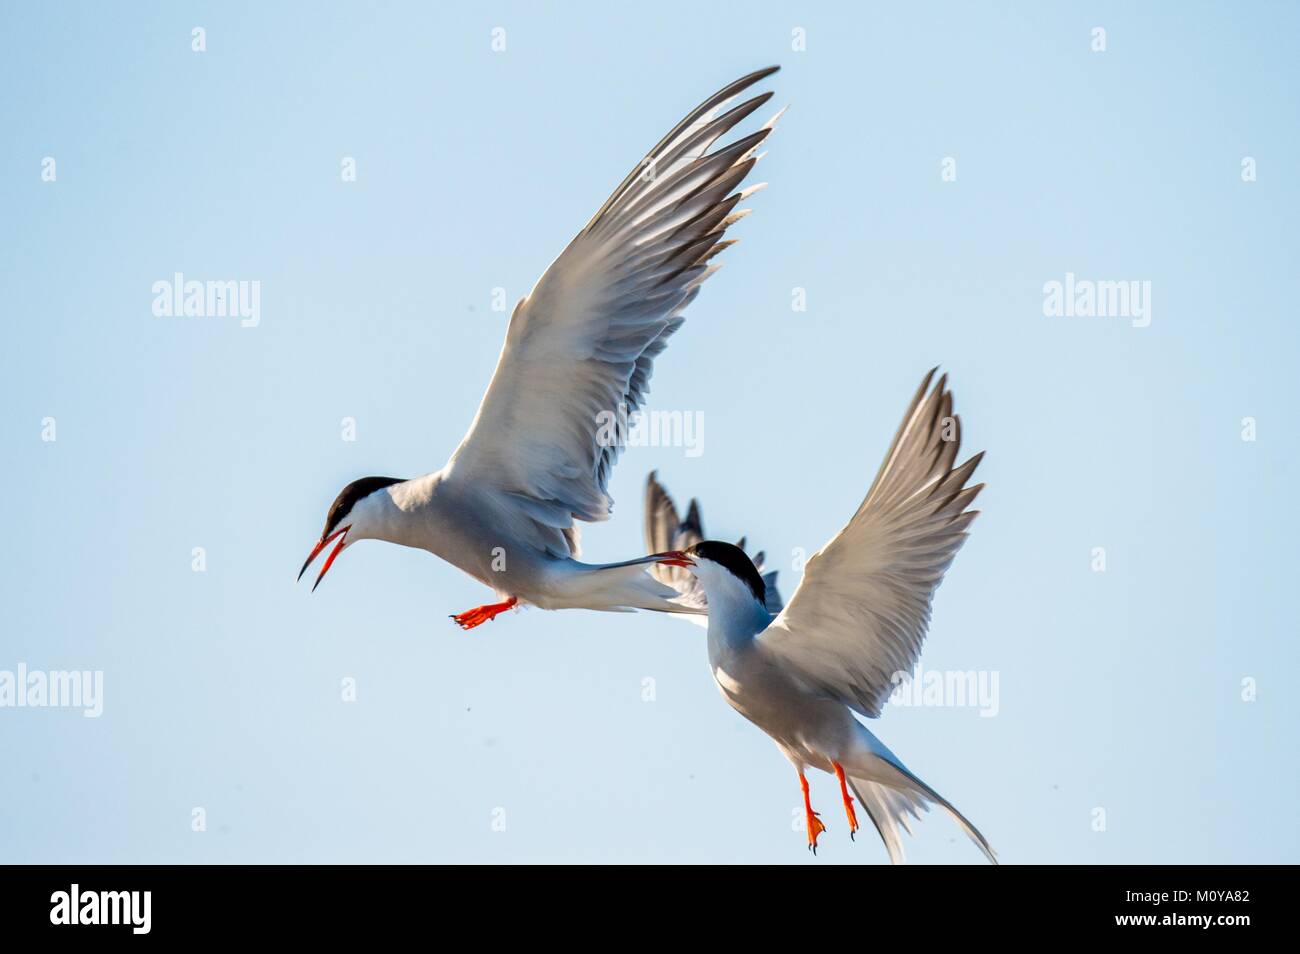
2;1;1297;863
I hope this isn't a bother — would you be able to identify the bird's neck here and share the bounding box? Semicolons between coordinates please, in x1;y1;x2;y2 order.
350;473;446;551
704;584;770;653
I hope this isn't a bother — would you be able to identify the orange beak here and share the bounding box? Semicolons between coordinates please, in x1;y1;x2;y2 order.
653;549;695;568
298;525;350;592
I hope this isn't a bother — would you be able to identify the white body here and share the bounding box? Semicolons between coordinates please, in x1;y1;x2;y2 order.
701;560;993;864
347;470;679;611
658;370;998;863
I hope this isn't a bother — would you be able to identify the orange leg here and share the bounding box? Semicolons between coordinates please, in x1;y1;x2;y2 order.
450;596;518;630
799;770;827;853
833;762;859;840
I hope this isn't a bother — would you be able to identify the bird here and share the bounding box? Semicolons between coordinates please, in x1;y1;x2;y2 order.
296;67;784;628
649;368;997;863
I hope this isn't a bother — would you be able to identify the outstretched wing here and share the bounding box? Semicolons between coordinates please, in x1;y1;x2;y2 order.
449;67;783;559
760;369;984;718
644;471;784;617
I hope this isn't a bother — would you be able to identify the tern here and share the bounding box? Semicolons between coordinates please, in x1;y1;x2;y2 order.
297;67;783;628
649;369;997;863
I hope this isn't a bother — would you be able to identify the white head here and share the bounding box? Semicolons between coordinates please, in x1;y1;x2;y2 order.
297;476;405;591
660;541;769;625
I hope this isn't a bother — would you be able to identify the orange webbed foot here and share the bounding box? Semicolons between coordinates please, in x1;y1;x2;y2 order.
833;761;859;840
799;770;828;854
806;809;828;853
450;596;517;630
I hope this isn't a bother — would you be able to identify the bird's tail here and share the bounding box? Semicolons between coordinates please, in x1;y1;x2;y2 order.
568;556;707;615
847;755;997;865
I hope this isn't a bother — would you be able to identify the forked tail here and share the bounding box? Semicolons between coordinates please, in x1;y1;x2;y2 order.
847;758;997;865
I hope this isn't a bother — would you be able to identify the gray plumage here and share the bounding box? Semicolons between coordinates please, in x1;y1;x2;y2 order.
448;66;784;561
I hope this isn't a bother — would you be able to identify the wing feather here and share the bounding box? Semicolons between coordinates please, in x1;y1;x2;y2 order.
449;68;782;559
761;370;984;718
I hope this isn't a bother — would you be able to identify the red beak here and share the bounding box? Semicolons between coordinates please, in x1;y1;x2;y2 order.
298;525;350;592
653;549;695;568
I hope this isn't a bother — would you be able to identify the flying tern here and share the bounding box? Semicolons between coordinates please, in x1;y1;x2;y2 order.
650;369;997;863
297;67;783;628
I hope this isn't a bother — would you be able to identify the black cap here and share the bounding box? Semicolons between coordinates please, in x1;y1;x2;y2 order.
322;476;404;536
688;541;766;604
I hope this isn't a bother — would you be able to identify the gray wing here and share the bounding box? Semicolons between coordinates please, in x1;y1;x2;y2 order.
761;369;984;718
644;471;784;616
448;67;783;559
